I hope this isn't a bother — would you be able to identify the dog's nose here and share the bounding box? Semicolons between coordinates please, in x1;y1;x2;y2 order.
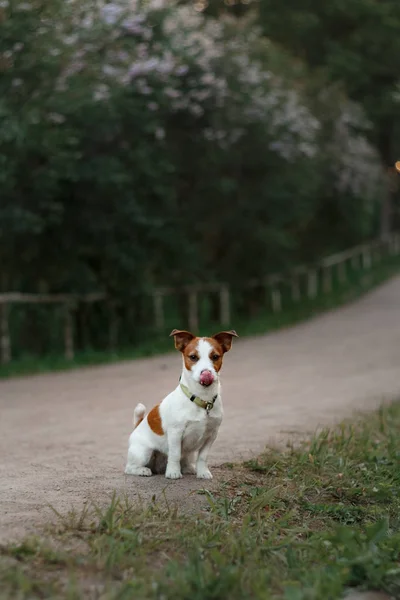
200;369;214;386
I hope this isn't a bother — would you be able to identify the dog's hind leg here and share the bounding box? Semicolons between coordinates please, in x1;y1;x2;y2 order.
125;442;153;476
148;451;167;475
181;452;197;475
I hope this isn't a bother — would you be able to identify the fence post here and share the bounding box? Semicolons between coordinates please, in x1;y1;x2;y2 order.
389;234;396;256
0;302;11;364
153;291;165;331
108;301;118;352
322;267;332;293
395;234;400;255
64;302;74;360
307;270;318;299
375;243;382;264
362;246;372;269
219;285;230;325
271;288;282;313
338;260;347;285
291;276;301;302
188;290;198;332
351;253;359;269
79;303;90;351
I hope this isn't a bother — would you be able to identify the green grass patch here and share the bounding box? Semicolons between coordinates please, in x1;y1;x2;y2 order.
1;254;400;379
2;403;400;598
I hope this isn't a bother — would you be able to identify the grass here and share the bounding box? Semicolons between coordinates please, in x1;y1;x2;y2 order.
1;254;400;379
2;403;400;599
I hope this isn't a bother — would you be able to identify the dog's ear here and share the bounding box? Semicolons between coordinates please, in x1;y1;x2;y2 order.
169;329;195;352
212;330;238;353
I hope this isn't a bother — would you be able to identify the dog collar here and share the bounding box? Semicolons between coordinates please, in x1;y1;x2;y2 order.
180;383;217;415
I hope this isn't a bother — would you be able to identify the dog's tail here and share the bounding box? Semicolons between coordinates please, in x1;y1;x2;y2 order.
133;403;146;429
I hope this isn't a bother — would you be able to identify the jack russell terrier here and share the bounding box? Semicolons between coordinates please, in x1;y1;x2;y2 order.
125;328;238;480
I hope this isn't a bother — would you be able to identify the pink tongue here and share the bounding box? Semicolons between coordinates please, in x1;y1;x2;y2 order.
200;370;214;386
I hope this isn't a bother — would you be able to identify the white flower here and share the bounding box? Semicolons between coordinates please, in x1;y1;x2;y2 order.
16;2;32;10
93;84;110;102
329;101;383;198
176;65;189;76
136;79;152;95
63;34;78;46
81;15;94;28
164;87;181;99
189;103;204;117
102;64;120;77
100;3;124;25
48;113;66;124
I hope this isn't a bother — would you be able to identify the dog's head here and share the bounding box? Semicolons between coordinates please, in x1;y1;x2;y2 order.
169;329;238;387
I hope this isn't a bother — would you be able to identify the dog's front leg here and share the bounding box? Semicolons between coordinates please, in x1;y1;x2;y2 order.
196;431;218;480
165;429;183;479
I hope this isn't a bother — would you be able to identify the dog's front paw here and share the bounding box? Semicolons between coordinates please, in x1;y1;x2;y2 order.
165;468;182;480
197;468;213;480
125;465;152;477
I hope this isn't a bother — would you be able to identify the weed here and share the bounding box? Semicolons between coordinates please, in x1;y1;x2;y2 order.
2;404;400;598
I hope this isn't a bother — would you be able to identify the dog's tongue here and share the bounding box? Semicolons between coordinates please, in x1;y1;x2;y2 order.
200;370;214;386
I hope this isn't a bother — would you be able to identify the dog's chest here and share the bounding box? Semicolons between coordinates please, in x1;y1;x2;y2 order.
182;412;220;452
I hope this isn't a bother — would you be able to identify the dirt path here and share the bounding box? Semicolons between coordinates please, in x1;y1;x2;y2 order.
1;276;400;544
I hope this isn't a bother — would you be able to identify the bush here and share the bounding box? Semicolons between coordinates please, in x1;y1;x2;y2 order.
0;0;386;355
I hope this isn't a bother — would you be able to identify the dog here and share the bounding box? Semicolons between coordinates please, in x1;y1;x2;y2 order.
125;328;238;480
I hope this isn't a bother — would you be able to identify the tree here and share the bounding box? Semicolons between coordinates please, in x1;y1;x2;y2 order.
258;0;400;237
0;0;386;355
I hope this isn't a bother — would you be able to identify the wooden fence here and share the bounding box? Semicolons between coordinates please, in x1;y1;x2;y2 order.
1;233;400;365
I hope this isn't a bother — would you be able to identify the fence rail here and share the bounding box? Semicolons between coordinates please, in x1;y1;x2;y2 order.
1;233;400;364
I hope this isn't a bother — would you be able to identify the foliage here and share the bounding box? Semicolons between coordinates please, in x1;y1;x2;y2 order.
0;0;387;355
257;0;400;234
0;0;383;287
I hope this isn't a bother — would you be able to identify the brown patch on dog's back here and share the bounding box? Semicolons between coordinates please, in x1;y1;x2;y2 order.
147;404;164;436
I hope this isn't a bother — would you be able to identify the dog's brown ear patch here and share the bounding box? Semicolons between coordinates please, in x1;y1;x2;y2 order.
212;330;238;354
147;404;164;436
169;329;195;352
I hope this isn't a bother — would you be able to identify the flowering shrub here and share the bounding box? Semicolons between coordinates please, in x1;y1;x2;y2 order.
328;102;383;201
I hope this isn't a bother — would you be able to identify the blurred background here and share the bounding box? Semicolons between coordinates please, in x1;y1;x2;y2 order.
1;0;400;369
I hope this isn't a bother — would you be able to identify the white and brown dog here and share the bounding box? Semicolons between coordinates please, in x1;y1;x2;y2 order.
125;329;238;480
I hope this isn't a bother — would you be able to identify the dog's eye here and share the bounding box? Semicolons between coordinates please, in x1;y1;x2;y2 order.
189;354;198;362
211;354;220;361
